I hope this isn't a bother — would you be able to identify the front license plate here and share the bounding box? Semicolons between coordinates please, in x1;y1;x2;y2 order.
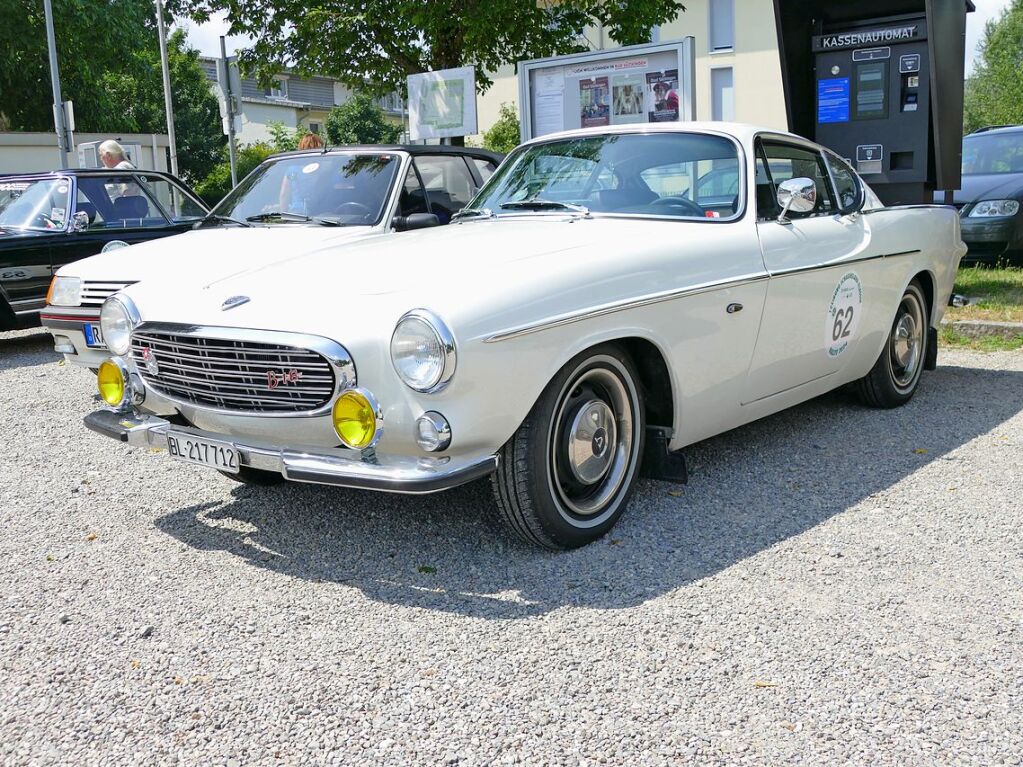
166;431;240;474
83;323;104;348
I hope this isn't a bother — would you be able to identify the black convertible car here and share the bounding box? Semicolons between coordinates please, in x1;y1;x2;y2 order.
0;169;207;330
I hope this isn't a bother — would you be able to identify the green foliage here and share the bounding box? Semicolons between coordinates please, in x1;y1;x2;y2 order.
100;29;225;185
0;0;155;131
266;122;303;152
168;0;685;96
483;103;520;154
325;93;403;145
194;142;273;207
964;0;1023;133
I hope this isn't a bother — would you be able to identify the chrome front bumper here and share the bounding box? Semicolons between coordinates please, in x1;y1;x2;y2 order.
84;409;498;494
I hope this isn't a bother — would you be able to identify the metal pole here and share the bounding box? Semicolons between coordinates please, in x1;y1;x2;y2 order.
220;35;238;186
155;0;178;176
42;0;69;168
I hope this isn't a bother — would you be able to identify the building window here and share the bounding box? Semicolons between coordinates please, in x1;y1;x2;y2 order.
711;67;735;121
710;0;735;52
308;122;321;135
265;77;288;100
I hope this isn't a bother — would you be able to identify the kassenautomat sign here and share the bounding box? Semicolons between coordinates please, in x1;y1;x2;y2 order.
812;24;927;52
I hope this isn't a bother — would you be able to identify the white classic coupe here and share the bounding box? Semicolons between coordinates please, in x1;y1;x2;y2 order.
84;123;965;550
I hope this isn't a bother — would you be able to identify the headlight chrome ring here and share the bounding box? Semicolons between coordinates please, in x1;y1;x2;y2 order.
390;308;457;393
331;387;383;450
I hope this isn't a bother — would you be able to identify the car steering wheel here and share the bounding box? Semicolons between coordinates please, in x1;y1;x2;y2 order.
335;202;372;217
31;212;59;229
649;196;705;217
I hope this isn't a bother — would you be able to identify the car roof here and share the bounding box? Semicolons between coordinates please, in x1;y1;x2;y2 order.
0;168;182;180
519;121;812;148
267;145;505;163
967;125;1023;136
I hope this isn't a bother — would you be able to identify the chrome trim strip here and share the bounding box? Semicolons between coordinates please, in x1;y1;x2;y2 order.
83;409;497;495
766;249;922;278
129;322;356;419
483;272;770;344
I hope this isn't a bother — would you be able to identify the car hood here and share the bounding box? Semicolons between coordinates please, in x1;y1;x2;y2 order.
955;173;1023;205
56;225;377;286
121;216;734;343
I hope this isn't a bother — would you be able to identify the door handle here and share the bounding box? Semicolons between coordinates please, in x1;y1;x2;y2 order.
726;303;743;314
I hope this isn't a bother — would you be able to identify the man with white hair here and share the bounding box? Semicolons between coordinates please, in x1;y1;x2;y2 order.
99;140;135;170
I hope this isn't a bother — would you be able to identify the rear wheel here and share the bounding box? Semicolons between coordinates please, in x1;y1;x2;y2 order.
491;344;645;550
857;280;929;408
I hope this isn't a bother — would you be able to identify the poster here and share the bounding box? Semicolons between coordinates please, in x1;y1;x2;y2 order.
407;66;478;140
579;76;610;127
612;73;646;124
533;67;566;136
646;69;679;122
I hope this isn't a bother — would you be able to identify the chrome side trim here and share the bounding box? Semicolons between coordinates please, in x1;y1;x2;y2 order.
129;322;356;419
767;249;922;278
483;272;770;344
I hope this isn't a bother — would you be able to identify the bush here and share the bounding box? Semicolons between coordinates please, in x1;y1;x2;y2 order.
267;122;303;153
326;92;403;145
194;142;275;208
482;103;520;154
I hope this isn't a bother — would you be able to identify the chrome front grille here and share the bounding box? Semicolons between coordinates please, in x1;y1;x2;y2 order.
80;281;136;307
131;328;339;414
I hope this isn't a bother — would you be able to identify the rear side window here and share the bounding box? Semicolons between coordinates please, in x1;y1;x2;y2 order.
472;158;498;183
412;155;477;224
823;153;861;213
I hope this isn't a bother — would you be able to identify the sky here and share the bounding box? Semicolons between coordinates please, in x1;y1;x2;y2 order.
182;0;1014;74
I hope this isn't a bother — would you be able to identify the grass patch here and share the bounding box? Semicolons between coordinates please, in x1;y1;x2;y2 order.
946;265;1023;322
940;324;1023;352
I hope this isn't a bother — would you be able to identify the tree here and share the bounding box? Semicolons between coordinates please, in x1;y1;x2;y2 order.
963;0;1023;134
267;122;303;152
100;30;225;184
325;93;403;145
169;0;685;97
483;103;520;154
194;142;274;206
0;0;155;131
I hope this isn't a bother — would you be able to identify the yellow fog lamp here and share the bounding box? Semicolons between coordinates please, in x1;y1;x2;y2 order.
97;357;130;409
331;388;382;449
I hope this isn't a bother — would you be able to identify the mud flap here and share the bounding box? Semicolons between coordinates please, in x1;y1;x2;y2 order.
924;327;938;371
640;427;688;485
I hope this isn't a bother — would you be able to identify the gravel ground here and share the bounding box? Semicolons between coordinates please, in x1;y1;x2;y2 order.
1;327;1021;766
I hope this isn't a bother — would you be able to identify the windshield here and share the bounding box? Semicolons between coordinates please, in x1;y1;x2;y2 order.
471;132;742;219
0;178;71;231
213;153;401;225
962;132;1023;175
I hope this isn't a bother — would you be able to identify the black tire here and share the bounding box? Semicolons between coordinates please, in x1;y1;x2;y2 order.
218;466;285;486
857;280;929;408
491;344;646;550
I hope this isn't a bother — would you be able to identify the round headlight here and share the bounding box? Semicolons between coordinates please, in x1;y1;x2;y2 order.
99;295;139;356
332;388;381;449
46;276;81;307
97;358;128;408
390;310;456;392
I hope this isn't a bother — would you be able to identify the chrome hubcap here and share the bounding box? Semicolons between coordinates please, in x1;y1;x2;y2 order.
890;293;925;389
566;399;617;485
549;365;635;519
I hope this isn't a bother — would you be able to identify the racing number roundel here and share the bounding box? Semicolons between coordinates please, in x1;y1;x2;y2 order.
826;272;863;358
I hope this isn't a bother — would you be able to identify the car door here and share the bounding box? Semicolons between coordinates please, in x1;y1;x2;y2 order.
742;138;874;406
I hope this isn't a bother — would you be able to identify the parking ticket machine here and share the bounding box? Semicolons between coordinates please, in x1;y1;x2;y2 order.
773;0;973;205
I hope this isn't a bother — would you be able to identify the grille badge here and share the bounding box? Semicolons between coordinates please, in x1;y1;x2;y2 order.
221;295;250;311
141;346;159;375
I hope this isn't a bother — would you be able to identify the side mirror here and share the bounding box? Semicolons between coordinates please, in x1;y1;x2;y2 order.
71;211;90;232
394;212;440;232
777;177;817;222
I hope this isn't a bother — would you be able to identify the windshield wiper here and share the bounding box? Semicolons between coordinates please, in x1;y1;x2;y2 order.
195;213;251;228
451;207;494;221
245;211;341;226
500;199;590;216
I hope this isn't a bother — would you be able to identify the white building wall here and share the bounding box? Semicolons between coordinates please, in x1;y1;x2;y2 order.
0;132;170;175
236;101;300;146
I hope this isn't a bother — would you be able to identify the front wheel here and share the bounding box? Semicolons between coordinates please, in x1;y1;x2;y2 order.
491;344;646;550
856;280;929;408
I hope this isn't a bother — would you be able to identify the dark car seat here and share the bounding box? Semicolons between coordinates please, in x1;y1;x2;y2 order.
76;201;97;224
113;196;149;221
594;187;659;211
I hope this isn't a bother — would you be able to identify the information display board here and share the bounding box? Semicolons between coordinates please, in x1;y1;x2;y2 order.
407;66;478;141
518;39;695;142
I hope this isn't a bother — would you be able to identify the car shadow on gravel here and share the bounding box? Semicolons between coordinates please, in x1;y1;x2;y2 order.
0;328;59;372
154;362;1023;619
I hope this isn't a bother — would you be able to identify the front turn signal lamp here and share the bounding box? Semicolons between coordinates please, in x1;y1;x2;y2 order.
331;388;381;449
97;358;129;409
